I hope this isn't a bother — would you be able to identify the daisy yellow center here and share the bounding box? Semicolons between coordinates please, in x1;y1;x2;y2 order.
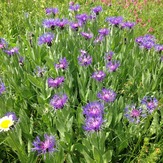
0;119;13;129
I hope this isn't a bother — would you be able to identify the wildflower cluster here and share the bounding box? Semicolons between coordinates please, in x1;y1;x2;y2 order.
124;96;158;123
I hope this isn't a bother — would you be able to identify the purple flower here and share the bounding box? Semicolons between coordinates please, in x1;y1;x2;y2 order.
45;8;58;15
48;77;64;88
55;57;68;70
83;116;103;131
97;88;116;103
92;6;102;15
69;4;80;11
94;35;104;44
141;96;158;113
0;38;8;49
34;66;47;77
124;105;143;123
81;32;93;40
98;28;110;36
106;16;123;26
76;14;89;24
106;61;120;72
92;71;106;82
135;34;156;50
141;40;155;50
83;101;104;117
56;19;69;30
50;94;68;110
89;13;97;20
120;22;136;29
78;53;92;66
38;33;54;46
19;56;24;66
0;82;5;95
105;51;114;61
4;47;19;56
70;22;82;31
155;44;163;53
80;49;87;55
32;134;56;155
42;19;59;30
5;112;17;121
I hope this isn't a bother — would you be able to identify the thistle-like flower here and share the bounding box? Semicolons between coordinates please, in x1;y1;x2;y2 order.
106;61;120;72
4;47;19;55
54;57;68;70
83;116;103;131
38;33;54;46
106;16;123;26
124;105;143;123
83;101;104;117
92;6;102;15
81;32;93;40
50;94;68;110
48;77;64;88
92;70;106;82
97;88;116;103
45;8;58;15
78;53;92;66
141;96;158;113
32;134;56;155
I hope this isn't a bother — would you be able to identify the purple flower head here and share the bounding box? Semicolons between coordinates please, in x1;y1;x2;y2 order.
94;35;104;44
81;32;93;40
120;22;136;29
89;13;97;20
42;19;59;30
19;56;24;66
135;34;156;48
124;105;143;123
38;33;54;46
92;6;102;15
78;53;92;66
105;51;114;61
32;134;56;155
83;101;104;117
76;14;89;24
56;19;69;30
50;94;68;110
92;71;106;82
69;4;80;11
155;44;163;53
4;47;19;56
98;28;110;36
48;77;64;88
106;16;123;26
0;38;8;49
45;8;58;15
141;40;155;50
141;96;158;113
97;88;116;103
83;116;103;131
80;49;87;55
106;60;120;72
70;21;82;31
55;57;68;70
5;112;17;121
0;82;5;95
34;66;47;77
